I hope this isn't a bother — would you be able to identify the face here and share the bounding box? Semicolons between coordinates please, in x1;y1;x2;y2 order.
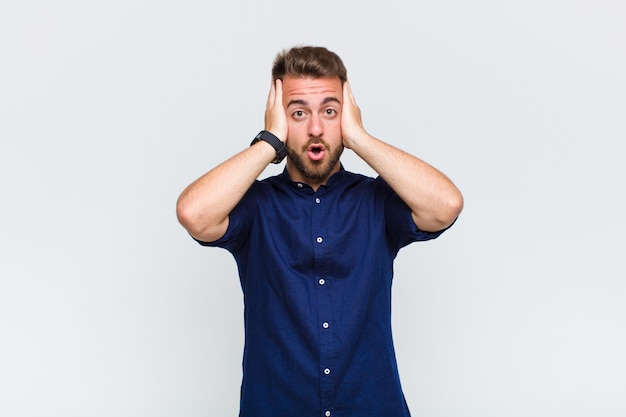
282;75;344;186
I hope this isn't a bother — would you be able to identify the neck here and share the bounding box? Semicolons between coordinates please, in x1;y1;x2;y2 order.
285;161;341;191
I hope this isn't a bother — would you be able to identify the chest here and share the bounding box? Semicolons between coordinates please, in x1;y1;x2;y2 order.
255;192;389;277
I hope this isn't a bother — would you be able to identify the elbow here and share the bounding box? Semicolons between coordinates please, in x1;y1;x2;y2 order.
176;196;197;233
418;189;463;232
449;189;464;219
176;195;225;242
176;195;206;238
438;189;464;229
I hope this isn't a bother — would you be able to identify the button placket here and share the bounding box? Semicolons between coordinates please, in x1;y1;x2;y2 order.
312;190;334;413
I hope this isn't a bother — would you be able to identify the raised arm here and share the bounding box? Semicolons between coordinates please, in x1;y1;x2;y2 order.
176;79;288;242
341;81;463;232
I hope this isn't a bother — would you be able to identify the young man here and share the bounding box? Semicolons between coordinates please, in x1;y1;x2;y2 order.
177;46;463;417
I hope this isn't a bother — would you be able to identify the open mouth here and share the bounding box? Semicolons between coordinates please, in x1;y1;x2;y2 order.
307;143;326;161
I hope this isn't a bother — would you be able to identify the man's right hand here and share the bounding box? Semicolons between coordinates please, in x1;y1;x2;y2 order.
264;78;288;143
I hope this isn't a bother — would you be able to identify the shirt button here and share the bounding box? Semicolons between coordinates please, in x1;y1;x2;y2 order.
315;197;321;203
325;412;331;417
322;322;329;329
316;236;323;243
318;278;325;285
324;368;331;375
297;183;303;188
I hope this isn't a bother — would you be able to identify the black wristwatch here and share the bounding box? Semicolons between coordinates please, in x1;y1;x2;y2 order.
250;130;287;164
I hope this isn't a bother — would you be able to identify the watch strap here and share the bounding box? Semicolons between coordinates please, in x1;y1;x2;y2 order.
250;130;287;164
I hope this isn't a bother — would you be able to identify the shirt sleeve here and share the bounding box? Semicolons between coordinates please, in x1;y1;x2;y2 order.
192;182;258;252
376;176;453;251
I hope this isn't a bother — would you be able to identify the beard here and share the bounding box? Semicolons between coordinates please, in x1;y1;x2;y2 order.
287;139;344;181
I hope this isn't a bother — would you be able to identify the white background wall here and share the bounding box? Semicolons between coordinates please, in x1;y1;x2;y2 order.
1;1;624;416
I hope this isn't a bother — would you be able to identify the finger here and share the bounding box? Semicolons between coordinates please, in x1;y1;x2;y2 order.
348;81;358;106
342;81;356;116
274;78;283;108
267;78;276;108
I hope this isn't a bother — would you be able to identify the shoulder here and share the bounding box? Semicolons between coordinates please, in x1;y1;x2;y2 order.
332;169;394;197
328;167;377;188
245;172;290;196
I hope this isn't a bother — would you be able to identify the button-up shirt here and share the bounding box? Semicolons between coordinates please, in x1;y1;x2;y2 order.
197;166;449;417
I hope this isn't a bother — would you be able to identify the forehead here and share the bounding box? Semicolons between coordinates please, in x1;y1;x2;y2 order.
282;76;342;105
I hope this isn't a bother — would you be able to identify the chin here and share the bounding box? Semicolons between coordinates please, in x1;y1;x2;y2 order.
288;147;342;181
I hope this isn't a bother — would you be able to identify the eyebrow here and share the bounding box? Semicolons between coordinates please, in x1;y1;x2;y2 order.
286;97;341;108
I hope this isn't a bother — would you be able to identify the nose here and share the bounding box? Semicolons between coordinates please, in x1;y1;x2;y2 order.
308;114;323;137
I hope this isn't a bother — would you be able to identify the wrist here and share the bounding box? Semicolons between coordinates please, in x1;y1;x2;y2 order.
250;130;287;164
342;129;368;150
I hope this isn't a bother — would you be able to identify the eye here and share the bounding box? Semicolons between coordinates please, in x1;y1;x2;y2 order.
324;108;338;117
292;110;306;119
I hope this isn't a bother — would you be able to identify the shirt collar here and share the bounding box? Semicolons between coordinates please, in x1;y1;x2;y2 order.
280;164;347;193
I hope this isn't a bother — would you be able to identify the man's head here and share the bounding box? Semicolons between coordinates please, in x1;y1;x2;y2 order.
273;47;347;188
272;46;347;84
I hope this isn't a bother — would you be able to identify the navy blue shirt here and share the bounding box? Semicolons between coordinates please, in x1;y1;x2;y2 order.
198;166;448;417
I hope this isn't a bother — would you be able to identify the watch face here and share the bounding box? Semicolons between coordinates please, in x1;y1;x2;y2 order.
251;132;263;146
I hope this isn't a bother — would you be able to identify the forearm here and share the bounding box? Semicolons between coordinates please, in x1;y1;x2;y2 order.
340;81;462;231
349;132;463;232
177;78;289;242
176;140;276;242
